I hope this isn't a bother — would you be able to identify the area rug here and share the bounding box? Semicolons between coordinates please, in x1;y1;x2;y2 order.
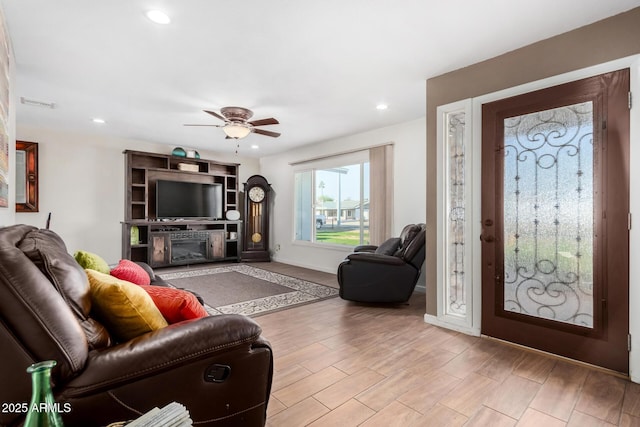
158;264;339;317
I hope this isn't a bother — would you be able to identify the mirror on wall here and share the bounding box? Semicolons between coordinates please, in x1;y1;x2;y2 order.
15;140;38;212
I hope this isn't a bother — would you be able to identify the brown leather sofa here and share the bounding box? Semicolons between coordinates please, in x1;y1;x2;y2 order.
0;224;273;426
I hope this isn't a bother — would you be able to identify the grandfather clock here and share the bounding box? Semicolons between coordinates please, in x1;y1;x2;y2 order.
241;175;271;261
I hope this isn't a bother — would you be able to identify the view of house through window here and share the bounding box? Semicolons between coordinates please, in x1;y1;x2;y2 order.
294;155;370;246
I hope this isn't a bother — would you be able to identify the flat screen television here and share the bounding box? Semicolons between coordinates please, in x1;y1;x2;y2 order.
156;180;223;219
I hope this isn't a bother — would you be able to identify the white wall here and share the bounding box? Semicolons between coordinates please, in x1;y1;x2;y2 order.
260;117;426;274
13;118;425;273
14;125;260;264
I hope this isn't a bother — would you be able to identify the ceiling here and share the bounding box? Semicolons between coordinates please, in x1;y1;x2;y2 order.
2;1;639;157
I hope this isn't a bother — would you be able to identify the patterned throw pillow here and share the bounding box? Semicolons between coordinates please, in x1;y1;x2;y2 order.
110;259;151;286
74;250;110;274
85;269;168;342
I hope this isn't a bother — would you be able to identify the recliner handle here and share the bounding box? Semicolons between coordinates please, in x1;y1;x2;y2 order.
204;364;231;383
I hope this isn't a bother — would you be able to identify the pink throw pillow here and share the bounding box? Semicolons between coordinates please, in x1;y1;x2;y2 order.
110;259;151;286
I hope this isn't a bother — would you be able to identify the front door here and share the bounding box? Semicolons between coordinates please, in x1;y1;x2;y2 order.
481;69;630;373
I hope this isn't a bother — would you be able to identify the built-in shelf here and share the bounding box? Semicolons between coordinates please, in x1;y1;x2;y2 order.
122;150;241;266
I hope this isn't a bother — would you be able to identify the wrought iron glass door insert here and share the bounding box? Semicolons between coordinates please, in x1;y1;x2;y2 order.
503;101;594;328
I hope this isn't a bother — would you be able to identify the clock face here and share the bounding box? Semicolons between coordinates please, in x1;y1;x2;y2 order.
248;186;265;203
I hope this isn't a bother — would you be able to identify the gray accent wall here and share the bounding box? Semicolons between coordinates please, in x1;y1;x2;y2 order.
425;7;640;315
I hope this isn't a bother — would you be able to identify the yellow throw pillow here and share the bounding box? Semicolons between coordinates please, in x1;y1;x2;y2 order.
85;269;168;342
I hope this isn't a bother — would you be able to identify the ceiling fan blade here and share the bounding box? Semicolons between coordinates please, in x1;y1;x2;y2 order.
248;117;279;126
183;124;222;127
253;128;281;138
203;109;226;121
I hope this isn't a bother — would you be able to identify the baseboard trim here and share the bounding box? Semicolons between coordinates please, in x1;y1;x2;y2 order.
424;314;481;337
270;255;337;274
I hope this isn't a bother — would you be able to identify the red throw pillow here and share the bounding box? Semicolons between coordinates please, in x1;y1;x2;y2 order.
140;285;208;324
110;259;151;286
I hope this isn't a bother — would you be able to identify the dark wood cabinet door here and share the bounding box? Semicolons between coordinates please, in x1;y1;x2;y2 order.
150;233;171;267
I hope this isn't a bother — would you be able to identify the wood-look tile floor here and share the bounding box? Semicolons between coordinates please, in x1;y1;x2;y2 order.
249;264;640;427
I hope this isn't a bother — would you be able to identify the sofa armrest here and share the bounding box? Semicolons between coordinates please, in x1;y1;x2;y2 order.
62;314;265;396
346;252;406;266
134;261;172;287
353;245;378;253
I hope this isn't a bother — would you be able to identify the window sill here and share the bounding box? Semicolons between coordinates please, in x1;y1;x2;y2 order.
292;240;355;252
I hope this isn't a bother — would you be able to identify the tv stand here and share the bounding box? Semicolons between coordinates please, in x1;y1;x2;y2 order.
146;220;242;267
121;150;241;267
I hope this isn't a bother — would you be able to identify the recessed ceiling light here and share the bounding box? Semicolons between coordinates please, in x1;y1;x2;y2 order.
376;103;389;111
146;10;171;24
251;145;259;150
92;118;106;124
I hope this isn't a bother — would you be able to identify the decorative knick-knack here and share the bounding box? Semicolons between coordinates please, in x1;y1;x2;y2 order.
130;225;140;245
24;360;65;427
172;147;187;157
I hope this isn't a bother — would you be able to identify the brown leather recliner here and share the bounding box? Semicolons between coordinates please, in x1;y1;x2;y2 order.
337;223;426;303
0;224;273;426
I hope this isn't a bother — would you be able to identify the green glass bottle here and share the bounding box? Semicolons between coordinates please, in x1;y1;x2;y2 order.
24;360;65;427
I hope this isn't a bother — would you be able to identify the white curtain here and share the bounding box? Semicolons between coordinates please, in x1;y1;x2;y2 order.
369;144;393;245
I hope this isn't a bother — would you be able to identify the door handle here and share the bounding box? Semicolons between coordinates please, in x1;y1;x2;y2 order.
481;218;495;242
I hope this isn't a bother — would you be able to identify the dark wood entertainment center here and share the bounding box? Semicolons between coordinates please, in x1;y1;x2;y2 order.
121;150;242;267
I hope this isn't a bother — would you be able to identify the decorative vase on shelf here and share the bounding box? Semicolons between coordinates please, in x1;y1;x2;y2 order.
172;147;187;157
24;360;65;427
130;225;139;245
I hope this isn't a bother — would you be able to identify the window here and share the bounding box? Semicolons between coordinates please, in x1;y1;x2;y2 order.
431;99;477;335
294;151;370;246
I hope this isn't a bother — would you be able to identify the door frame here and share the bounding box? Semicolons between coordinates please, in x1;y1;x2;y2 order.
472;55;640;382
465;55;640;379
481;70;629;372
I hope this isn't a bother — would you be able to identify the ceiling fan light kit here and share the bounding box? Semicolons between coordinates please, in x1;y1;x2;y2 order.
223;123;251;139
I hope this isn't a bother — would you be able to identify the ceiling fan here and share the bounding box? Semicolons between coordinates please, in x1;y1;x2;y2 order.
185;107;280;139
